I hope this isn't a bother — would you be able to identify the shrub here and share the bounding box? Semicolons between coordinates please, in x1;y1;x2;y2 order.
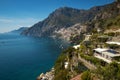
81;71;92;80
80;53;104;66
54;69;70;80
107;44;120;49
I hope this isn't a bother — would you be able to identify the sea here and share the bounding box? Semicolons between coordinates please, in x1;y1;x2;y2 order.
0;33;69;80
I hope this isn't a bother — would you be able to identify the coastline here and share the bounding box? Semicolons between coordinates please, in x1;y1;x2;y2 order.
37;68;55;80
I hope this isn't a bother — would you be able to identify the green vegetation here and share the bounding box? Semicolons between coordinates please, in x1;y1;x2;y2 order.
54;69;70;80
106;44;120;49
97;35;109;43
94;62;120;80
117;0;120;2
113;57;120;62
76;62;88;73
54;28;120;80
80;62;120;80
70;34;85;44
81;70;92;80
105;32;120;36
101;15;120;30
80;53;106;66
54;47;74;80
51;2;120;80
54;51;69;80
54;47;88;80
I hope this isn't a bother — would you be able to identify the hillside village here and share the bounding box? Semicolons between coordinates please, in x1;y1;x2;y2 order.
34;1;120;80
37;23;120;80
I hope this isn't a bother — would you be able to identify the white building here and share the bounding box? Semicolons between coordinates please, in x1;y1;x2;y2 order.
93;48;120;63
106;41;120;45
64;62;69;69
73;45;80;49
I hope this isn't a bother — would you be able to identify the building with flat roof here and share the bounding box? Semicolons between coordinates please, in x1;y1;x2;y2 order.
106;41;120;45
93;48;120;63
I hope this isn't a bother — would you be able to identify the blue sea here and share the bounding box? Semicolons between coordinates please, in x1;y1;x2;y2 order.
0;33;69;80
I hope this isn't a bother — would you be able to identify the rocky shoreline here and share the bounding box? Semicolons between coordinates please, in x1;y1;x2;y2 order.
37;68;55;80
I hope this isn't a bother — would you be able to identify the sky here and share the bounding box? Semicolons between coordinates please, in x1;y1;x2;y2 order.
0;0;114;33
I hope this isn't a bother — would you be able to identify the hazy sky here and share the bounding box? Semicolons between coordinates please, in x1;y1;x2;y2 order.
0;0;114;33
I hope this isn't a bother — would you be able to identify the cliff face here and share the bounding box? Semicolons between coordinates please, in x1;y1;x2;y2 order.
22;2;120;40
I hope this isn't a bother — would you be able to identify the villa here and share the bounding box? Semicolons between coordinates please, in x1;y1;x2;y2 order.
93;48;120;63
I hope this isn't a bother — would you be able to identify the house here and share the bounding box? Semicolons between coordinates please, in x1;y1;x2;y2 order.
73;45;80;49
64;62;69;69
93;48;120;63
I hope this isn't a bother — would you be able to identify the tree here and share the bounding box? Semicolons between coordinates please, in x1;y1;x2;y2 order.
95;62;120;80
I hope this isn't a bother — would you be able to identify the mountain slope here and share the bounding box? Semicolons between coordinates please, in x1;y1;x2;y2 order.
21;7;100;37
22;1;120;39
10;27;28;34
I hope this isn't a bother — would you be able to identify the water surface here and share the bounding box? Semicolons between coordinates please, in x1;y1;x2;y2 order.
0;33;69;80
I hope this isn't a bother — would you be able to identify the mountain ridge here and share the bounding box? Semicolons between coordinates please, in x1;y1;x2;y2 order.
9;27;28;34
22;1;120;41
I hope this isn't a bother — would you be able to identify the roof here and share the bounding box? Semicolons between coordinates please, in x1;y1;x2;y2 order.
73;44;80;49
70;74;82;80
106;41;120;45
94;48;108;53
102;51;120;57
94;48;120;57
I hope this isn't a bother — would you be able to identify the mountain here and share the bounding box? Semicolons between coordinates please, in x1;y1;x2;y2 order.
10;27;28;34
21;6;99;37
22;1;120;40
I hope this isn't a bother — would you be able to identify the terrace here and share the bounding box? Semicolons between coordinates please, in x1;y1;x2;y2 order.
93;48;120;63
106;41;120;45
